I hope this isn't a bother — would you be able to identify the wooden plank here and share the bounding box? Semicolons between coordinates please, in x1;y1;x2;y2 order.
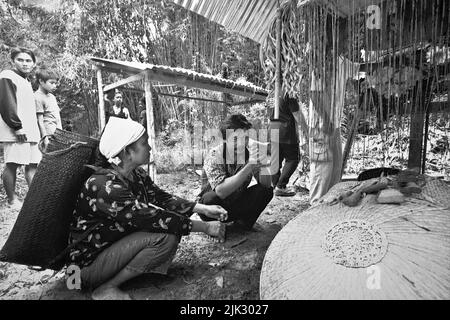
103;72;145;93
144;72;157;182
96;68;106;133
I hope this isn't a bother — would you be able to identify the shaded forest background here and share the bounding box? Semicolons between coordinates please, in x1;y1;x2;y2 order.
0;0;266;137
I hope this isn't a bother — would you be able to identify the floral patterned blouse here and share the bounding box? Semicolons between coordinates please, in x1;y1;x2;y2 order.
69;165;195;267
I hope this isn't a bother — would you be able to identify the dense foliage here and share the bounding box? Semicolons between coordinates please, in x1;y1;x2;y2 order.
0;0;265;136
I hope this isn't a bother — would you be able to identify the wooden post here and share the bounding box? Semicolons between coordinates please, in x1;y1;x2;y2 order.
408;78;433;172
221;63;231;120
144;71;157;182
341;93;363;176
407;107;425;171
421;108;430;174
274;4;282;120
96;68;106;134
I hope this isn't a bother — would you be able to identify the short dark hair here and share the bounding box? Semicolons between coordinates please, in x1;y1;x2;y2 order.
219;114;252;139
10;47;36;63
36;67;58;82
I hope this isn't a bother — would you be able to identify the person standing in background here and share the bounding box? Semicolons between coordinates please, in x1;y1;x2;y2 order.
35;67;62;145
0;47;41;210
269;93;302;197
107;91;130;122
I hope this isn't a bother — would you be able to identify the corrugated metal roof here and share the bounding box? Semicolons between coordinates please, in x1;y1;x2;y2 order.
171;0;384;43
90;57;268;100
171;0;290;44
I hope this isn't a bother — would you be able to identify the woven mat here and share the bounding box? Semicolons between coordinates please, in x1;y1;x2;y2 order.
260;181;450;300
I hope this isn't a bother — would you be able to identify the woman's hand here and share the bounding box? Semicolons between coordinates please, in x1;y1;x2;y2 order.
194;203;228;221
15;129;27;142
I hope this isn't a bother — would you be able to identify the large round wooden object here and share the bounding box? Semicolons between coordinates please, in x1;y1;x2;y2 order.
260;181;450;300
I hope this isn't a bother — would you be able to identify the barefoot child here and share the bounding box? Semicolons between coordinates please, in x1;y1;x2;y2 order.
35;67;62;142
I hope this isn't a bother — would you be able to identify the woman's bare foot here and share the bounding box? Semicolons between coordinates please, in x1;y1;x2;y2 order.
91;285;132;300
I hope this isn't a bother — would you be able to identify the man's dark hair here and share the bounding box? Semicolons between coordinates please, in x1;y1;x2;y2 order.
10;47;36;63
219;114;252;139
36;67;58;82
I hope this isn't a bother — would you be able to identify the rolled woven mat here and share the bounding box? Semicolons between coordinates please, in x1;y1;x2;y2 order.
260;181;450;300
313;180;361;205
0;129;99;270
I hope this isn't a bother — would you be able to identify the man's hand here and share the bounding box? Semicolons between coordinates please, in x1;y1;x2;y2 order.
15;129;27;142
194;203;228;221
205;221;226;243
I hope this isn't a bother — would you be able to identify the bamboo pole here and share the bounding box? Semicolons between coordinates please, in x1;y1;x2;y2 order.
274;3;282;120
144;71;157;182
96;68;106;134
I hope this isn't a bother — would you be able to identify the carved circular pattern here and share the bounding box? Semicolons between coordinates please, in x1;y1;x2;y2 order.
323;220;388;268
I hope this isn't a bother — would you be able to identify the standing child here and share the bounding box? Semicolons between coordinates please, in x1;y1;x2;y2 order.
34;67;62;142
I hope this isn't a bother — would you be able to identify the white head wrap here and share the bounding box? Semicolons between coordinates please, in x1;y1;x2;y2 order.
99;117;146;163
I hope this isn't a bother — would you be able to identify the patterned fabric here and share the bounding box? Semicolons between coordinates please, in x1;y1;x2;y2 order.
69;165;195;267
201;144;257;206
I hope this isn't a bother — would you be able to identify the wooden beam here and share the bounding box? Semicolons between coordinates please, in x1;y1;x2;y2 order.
118;87;144;94
104;88;263;107
144;69;268;101
231;99;264;106
96;68;106;133
157;92;228;104
144;71;157;182
103;72;145;93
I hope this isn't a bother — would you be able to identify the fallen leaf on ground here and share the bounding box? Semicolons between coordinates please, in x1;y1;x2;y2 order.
215;276;224;288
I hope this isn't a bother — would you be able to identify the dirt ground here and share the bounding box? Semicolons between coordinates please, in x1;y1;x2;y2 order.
0;159;310;300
